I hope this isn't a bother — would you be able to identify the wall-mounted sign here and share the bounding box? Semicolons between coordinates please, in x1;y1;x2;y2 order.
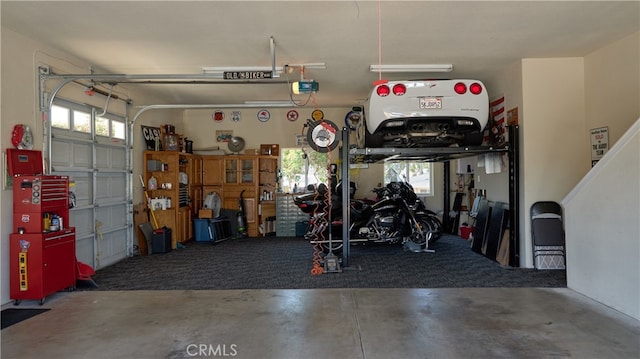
141;125;162;150
287;110;299;122
257;109;271;122
224;71;273;80
590;126;609;167
507;107;519;126
311;109;324;121
232;111;241;122
216;130;233;142
213;110;225;122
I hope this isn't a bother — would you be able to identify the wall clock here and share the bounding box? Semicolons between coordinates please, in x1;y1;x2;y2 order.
257;109;271;122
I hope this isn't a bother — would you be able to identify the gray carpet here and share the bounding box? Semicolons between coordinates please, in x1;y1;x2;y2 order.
89;235;566;290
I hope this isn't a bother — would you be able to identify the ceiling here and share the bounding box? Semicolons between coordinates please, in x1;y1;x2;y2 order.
2;1;639;108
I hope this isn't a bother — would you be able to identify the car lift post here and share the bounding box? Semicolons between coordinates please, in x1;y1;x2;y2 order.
340;127;351;267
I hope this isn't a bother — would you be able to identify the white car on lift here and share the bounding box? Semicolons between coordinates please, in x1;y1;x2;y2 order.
357;79;489;148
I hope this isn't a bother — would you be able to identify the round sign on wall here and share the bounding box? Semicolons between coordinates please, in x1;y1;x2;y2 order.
287;110;299;122
213;110;225;122
257;109;271;122
311;109;324;121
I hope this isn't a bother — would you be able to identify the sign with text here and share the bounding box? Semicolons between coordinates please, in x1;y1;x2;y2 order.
590;126;609;167
141;125;162;150
223;71;272;80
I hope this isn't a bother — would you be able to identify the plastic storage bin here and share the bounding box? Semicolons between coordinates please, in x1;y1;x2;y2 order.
193;219;210;242
152;228;172;253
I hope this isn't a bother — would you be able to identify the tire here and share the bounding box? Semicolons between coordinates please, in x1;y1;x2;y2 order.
357;119;383;148
416;214;443;244
407;217;433;245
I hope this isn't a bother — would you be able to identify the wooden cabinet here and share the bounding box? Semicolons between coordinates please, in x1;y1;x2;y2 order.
188;155;203;217
198;154;278;237
143;150;193;247
223;156;257;235
202;156;224;186
224;156;255;184
258;156;278;236
178;207;192;243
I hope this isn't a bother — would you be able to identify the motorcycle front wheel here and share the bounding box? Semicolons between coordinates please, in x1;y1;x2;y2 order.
419;215;443;243
407;217;434;246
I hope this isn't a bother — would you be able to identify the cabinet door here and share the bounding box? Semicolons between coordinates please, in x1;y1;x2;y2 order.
178;207;192;242
43;232;76;295
202;156;224;186
225;158;238;183
190;155;203;186
240;158;255;184
190;185;203;216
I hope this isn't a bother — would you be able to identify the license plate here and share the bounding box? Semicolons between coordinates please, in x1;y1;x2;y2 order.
419;97;442;109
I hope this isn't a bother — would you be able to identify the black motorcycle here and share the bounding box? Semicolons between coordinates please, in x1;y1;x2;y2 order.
294;181;442;253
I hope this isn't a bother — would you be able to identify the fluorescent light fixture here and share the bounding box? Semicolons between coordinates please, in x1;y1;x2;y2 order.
286;63;327;70
369;64;453;73
292;80;319;94
202;66;284;78
243;100;295;106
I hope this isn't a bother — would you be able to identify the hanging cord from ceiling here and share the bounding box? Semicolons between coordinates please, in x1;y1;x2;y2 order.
376;0;383;83
96;83;115;117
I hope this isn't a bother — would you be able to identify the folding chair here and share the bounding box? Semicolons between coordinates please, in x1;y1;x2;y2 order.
531;201;566;270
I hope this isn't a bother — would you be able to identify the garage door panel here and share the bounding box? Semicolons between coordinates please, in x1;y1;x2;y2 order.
75;235;95;268
69;209;94;238
66;172;93;207
95;204;127;232
52;140;92;169
96;145;126;170
96;230;128;269
96;173;126;204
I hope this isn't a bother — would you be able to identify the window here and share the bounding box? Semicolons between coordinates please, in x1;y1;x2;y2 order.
384;162;433;196
95;116;109;136
73;110;91;133
51;105;70;129
112;120;125;139
280;149;329;193
50;100;126;141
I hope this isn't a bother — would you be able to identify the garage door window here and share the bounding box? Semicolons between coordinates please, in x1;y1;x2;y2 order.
51;105;70;129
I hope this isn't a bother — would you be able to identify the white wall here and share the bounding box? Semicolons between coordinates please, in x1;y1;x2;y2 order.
585;32;640;144
0;27;179;305
520;57;589;268
563;119;639;320
562;31;640;320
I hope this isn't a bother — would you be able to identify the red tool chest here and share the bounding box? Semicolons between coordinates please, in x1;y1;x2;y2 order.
8;149;76;305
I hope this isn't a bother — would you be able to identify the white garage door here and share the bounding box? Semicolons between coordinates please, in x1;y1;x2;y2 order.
50;99;131;269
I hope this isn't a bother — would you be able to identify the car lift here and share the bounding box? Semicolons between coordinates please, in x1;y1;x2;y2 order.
304;119;519;270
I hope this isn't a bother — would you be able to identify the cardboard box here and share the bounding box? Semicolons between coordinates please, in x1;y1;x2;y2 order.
260;144;279;156
199;209;213;219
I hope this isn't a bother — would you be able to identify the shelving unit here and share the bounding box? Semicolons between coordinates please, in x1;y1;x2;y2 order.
143;150;193;248
258;156;278;236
